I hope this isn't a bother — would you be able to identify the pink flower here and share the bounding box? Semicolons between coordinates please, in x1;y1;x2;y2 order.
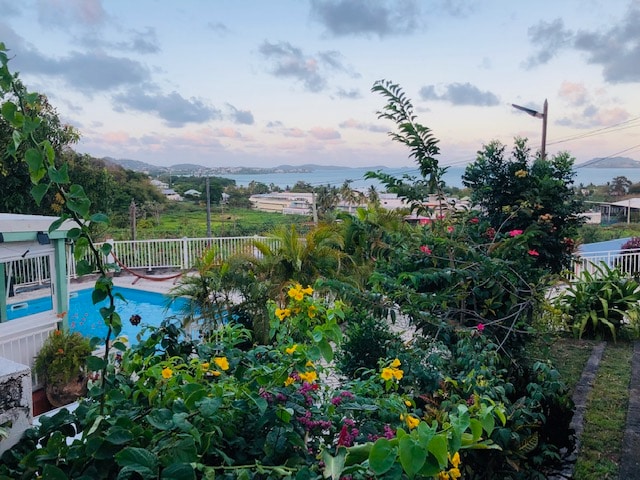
477;323;485;333
419;218;431;225
508;229;524;237
420;245;432;255
469;217;479;224
528;249;539;256
447;226;454;233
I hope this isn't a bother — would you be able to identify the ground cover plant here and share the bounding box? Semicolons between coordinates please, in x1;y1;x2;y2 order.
0;49;586;479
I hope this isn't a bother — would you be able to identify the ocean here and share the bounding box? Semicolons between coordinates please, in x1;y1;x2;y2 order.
215;166;640;191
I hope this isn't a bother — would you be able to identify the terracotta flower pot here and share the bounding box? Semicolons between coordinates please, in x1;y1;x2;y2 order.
45;375;88;408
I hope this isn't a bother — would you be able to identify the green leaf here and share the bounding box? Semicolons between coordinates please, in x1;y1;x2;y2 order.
427;434;448;469
48;163;70;184
161;463;196;480
90;213;109;224
86;355;106;371
318;338;333;362
30;183;50;205
276;406;294;423
42;140;55;164
146;409;175;431
398;436;426;478
92;288;108;304
469;418;483;442
42;464;69;480
115;447;158;479
369;438;397;475
1;100;16;121
106;426;134;445
25;148;45;179
322;447;346;480
76;259;95;276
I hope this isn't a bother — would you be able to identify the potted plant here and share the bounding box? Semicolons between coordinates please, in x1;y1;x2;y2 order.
34;329;92;407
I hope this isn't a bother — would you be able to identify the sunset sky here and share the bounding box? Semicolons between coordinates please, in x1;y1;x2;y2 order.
2;0;639;168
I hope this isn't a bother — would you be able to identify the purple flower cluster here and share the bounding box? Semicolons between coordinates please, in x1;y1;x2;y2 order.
299;381;319;406
330;390;355;406
336;418;359;447
297;410;331;431
367;424;396;442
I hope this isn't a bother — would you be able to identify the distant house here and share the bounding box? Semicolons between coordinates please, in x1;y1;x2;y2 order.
249;193;313;215
162;188;183;201
184;189;201;198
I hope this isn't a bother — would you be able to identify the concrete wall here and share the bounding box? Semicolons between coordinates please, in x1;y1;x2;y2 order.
0;357;32;455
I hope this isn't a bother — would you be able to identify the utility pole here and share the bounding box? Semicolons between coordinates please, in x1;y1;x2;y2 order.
129;199;137;241
512;99;548;159
206;176;212;237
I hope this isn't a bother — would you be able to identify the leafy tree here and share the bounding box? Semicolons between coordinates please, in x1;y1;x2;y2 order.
0;84;79;214
609;175;632;197
365;79;445;216
290;180;314;193
314;184;340;219
462;138;585;272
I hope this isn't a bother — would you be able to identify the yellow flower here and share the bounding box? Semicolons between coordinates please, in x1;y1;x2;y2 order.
161;367;173;379
214;357;229;371
437;472;450;480
307;305;317;318
450;452;461;469
405;414;420;430
302;285;313;295
381;367;394;381
404;400;412;407
298;371;318;383
275;308;291;321
448;467;461;480
288;283;302;298
390;358;401;368
284;376;295;386
211;370;221;377
294;291;304;301
515;169;527;178
392;368;404;381
201;362;210;371
305;360;315;368
285;344;298;355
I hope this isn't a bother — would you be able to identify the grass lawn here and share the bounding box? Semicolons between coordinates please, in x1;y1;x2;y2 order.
108;202;311;239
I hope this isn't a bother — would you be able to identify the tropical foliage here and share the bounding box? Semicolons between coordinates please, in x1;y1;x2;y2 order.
1;44;585;479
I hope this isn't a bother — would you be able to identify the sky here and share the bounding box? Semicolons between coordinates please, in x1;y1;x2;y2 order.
1;0;640;169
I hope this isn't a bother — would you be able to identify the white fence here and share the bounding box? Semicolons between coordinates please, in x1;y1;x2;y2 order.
572;247;640;277
63;236;278;280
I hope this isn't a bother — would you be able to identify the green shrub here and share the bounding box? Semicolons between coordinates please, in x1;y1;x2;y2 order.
555;262;640;340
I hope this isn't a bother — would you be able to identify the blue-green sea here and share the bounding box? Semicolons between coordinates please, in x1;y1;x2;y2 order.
215;166;640;191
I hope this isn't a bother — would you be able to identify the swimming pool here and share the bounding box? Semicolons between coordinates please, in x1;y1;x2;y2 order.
7;287;188;343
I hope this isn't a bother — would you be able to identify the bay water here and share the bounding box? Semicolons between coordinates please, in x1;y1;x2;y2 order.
216;166;640;191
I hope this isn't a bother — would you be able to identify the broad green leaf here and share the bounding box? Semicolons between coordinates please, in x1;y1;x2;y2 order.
48;163;70;184
318;338;333;362
75;259;94;276
86;355;106;371
30;183;49;205
42;464;69;480
146;409;175;431
1;100;16;121
90;212;109;224
92;288;108;304
115;447;158;479
322;447;346;480
161;463;196;480
106;426;134;445
25;148;45;178
427;434;448;469
369;438;397;475
398;436;426;478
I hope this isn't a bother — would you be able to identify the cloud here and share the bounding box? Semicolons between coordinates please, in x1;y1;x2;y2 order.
524;18;573;68
556;105;630;128
283;128;306;138
558;81;589;107
120;28;161;54
113;87;222;127
207;21;231;36
334;87;362;99
226;104;255;125
37;0;107;28
0;0;19;16
573;4;640;83
339;118;387;132
419;82;499;106
259;40;351;92
310;0;419;37
525;4;640;83
308;127;341;140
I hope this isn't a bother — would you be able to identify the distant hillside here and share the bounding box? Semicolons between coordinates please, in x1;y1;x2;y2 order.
102;158;389;175
576;156;640;168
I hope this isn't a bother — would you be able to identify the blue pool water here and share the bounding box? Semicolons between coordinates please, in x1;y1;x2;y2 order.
7;287;188;343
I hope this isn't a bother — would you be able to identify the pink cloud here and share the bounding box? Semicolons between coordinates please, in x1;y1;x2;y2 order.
558;81;589;107
308;127;341;140
283;128;306;138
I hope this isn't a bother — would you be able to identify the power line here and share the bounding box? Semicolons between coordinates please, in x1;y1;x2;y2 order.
547;115;640;146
